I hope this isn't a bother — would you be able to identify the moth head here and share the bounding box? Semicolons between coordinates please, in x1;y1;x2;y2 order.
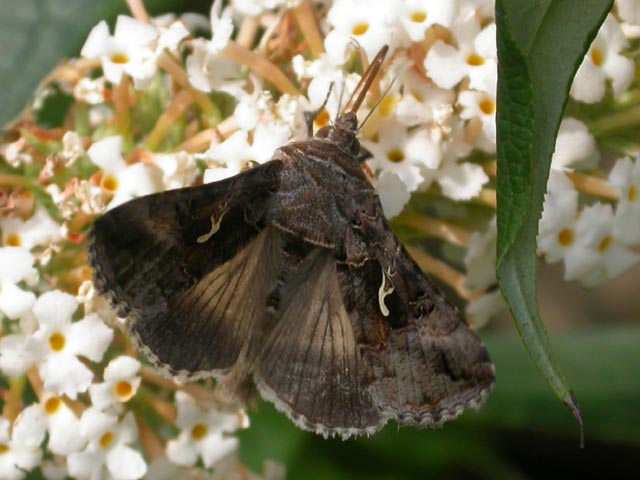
316;112;360;156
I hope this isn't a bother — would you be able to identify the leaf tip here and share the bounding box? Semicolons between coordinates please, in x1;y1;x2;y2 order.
566;391;584;448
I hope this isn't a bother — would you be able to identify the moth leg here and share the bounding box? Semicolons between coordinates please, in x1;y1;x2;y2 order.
304;82;334;137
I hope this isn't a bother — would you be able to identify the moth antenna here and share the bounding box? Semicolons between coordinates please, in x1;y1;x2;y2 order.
357;75;398;133
335;81;346;123
343;45;389;115
304;82;334;136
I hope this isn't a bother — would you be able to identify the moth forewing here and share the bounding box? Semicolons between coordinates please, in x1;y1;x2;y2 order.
89;45;495;439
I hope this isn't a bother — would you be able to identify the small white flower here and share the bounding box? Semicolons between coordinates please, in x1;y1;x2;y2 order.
424;11;497;93
90;356;142;411
68;409;147;480
570;203;640;286
551;117;598;172
393;68;455;127
202;122;291;183
186;0;240;94
375;170;411;218
231;0;299;16
458;89;496;151
73;77;108;105
81;16;158;88
464;216;497;291
609;155;640;244
12;395;85;456
81;15;187;90
0;247;37;320
570;14;634;103
87;136;163;210
537;171;580;263
0;209;65;250
0;418;42;480
324;0;401;65
0;290;113;398
167;392;247;468
398;0;455;42
466;290;505;330
365;119;440;193
152;151;198;190
617;0;640;26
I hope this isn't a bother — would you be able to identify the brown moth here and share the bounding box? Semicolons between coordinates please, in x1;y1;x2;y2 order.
88;46;495;438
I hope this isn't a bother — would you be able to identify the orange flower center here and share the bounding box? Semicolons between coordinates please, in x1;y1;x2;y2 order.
558;228;574;247
191;423;208;440
386;149;405;163
351;23;369;36
49;332;66;352
45;397;62;414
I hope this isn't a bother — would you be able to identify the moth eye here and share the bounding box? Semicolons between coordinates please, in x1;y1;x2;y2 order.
350;138;361;155
316;126;331;138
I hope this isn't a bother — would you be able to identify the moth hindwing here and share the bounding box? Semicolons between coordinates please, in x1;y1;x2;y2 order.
89;46;495;439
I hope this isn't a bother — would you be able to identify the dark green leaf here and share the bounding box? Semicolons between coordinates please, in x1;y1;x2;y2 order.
495;0;613;442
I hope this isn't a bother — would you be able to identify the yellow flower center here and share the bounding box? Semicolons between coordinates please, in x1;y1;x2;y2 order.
5;234;21;247
101;175;119;193
590;48;603;67
114;381;133;400
100;432;114;449
479;98;496;115
386;149;405;163
314;109;330;129
379;95;398;116
191;423;208;440
410;11;427;23
45;397;62;415
466;53;485;66
351;23;369;36
598;236;612;253
0;444;9;454
110;53;130;64
628;185;637;203
49;332;66;352
557;228;574;247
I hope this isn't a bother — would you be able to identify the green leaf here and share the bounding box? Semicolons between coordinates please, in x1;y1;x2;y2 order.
0;0;210;130
495;0;613;443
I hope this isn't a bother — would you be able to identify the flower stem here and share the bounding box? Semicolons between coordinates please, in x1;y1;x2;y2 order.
292;1;325;58
157;52;217;118
136;414;166;460
126;0;150;23
221;42;300;96
0;174;30;187
477;188;497;208
2;377;25;422
146;89;194;151
393;212;470;247
405;245;482;302
176;129;221;153
590;104;640;136
565;171;620;201
113;76;132;135
237;16;261;48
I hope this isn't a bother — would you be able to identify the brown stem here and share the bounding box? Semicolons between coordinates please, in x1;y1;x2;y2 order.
157;52;217;117
393;212;470;247
113;76;132;135
146;90;194;151
221;42;300;96
292;1;325;58
126;0;151;23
